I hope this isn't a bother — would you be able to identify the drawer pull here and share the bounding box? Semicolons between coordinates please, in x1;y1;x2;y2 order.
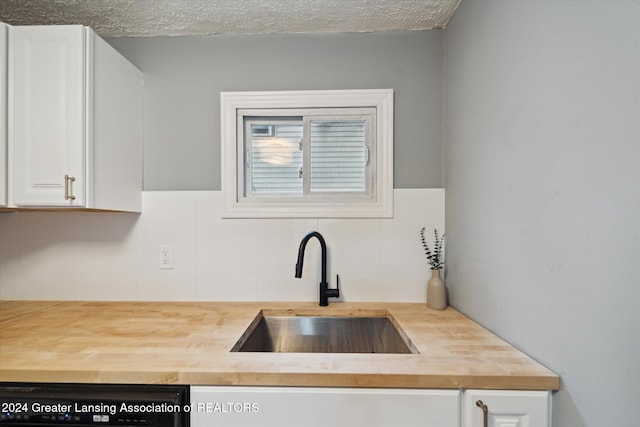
64;175;76;201
476;400;489;427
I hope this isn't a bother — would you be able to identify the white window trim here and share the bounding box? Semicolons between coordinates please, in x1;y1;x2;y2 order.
221;89;393;218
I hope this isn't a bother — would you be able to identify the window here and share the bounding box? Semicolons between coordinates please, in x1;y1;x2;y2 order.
241;109;373;197
221;89;393;218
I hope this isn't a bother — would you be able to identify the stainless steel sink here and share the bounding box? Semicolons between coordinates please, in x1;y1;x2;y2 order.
231;312;417;354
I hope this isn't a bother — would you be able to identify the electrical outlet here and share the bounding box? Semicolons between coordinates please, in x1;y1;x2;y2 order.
159;245;174;269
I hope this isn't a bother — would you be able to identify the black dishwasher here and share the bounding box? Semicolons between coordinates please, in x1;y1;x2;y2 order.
0;383;189;427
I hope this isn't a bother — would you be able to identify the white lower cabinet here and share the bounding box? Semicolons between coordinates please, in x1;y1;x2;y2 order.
191;387;552;427
190;386;460;427
462;390;551;427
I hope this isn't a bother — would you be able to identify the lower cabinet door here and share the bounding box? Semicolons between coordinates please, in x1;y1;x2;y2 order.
463;390;551;427
190;386;460;427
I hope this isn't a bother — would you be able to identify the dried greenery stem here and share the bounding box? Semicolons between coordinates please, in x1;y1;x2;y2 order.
420;227;444;270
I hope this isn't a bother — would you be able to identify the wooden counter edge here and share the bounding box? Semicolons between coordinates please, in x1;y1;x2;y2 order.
0;369;560;391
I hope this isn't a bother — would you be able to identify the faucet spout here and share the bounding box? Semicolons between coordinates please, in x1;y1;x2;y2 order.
295;231;339;306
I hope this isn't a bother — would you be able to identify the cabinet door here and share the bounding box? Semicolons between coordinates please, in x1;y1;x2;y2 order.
9;25;86;206
463;390;550;427
191;386;460;427
1;23;7;206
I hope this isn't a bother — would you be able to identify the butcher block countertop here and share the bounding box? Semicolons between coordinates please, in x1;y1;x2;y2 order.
0;301;559;390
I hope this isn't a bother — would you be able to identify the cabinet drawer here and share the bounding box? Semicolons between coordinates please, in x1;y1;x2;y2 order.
191;386;460;427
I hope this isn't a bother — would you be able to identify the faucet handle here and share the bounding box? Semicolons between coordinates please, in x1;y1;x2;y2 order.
326;274;340;298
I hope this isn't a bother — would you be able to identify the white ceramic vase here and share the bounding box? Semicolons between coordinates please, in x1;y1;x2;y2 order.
426;269;447;310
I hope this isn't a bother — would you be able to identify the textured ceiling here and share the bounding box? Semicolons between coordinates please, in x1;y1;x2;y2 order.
0;0;460;37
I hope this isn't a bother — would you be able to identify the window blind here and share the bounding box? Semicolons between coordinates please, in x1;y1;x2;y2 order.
310;120;367;192
245;116;370;195
249;123;303;193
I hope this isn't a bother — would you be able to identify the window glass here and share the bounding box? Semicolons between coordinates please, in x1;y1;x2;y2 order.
246;120;303;194
310;120;367;192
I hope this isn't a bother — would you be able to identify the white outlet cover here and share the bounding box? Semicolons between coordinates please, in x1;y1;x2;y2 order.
159;245;174;269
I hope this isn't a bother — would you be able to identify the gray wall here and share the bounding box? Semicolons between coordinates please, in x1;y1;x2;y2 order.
444;1;640;426
107;31;443;191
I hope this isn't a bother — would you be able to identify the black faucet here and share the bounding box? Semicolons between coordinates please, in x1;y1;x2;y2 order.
295;231;339;306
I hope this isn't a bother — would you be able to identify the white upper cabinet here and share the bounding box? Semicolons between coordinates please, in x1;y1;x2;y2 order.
8;25;143;211
0;23;7;207
10;25;85;207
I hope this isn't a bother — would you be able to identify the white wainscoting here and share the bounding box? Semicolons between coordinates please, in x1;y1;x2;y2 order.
0;189;444;302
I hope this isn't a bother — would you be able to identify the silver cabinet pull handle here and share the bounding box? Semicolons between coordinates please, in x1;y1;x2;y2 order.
64;175;76;200
476;400;489;427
